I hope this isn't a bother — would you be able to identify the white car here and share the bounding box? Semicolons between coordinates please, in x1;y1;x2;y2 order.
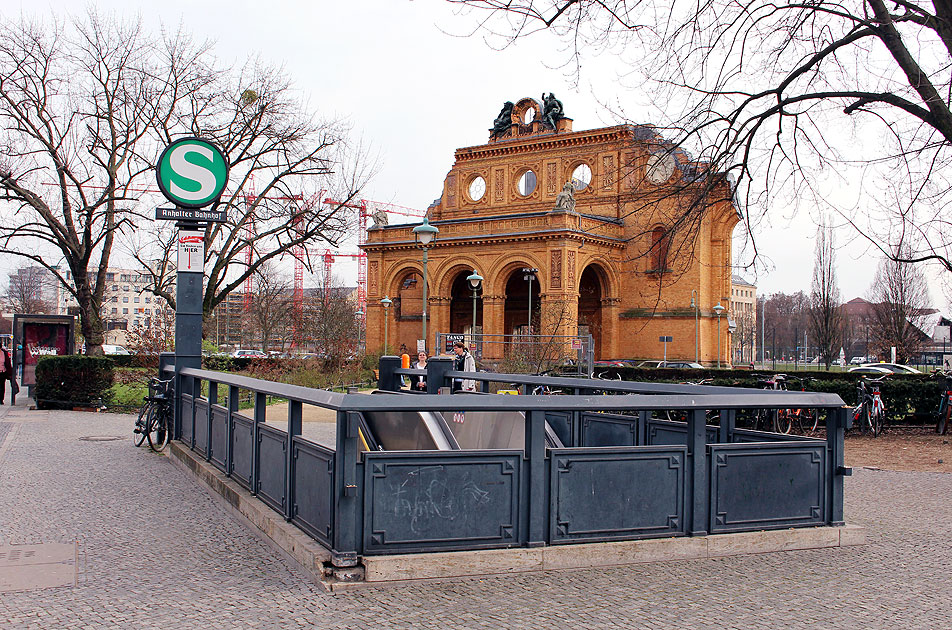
862;362;920;374
233;349;268;359
102;344;131;355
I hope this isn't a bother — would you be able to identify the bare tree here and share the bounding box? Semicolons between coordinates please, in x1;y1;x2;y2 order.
300;272;360;369
244;261;293;352
5;265;55;314
0;13;185;354
125;304;176;356
809;223;844;369
762;291;809;361
450;1;952;275
129;62;371;325
868;251;932;363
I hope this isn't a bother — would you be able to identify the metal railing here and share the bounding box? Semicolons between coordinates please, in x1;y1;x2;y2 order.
163;353;850;571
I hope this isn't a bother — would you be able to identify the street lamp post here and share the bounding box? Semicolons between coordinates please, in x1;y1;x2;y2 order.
712;302;725;368
381;296;392;353
356;308;365;354
690;289;699;363
522;267;538;334
412;218;439;351
465;270;483;351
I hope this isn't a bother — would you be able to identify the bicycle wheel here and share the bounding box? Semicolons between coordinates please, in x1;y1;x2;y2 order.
938;404;951;435
803;408;819;433
147;405;171;452
774;410;793;434
869;407;884;437
133;404;149;447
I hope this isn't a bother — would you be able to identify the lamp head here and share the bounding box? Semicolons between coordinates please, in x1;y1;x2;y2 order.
381;295;392;308
466;270;483;290
712;302;725;316
412;217;439;246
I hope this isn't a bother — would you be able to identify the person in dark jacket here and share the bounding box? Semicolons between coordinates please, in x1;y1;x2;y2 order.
0;344;17;405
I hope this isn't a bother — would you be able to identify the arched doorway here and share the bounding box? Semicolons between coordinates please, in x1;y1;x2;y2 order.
449;270;482;337
578;266;603;358
504;269;540;335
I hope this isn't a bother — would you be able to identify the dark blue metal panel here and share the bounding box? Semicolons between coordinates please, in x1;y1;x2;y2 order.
230;413;253;490
549;446;686;543
544;410;573;447
362;451;522;554
209;404;227;472
291;437;335;548
732;428;795;443
256;424;287;514
709;442;827;533
193;398;209;456
181;394;193;445
646;418;719;446
580;412;638;447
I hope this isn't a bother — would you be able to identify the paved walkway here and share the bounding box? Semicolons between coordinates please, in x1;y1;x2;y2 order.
0;401;950;629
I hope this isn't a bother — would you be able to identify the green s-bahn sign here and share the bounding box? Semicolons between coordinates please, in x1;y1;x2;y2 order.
156;137;229;208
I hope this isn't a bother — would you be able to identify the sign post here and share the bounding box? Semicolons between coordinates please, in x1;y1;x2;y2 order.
155;137;229;423
659;335;673;363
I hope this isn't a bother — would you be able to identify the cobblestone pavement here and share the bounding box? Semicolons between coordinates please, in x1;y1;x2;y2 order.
1;403;950;629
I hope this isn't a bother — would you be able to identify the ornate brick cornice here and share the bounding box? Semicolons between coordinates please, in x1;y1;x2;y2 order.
454;124;645;162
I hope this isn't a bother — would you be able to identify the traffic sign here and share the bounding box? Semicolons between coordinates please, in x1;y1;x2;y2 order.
156;138;229;209
659;336;673;343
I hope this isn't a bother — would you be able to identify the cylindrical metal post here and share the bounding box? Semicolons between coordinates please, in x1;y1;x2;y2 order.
421;246;429;350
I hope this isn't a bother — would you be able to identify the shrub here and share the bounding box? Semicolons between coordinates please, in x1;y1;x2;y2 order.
35;355;115;410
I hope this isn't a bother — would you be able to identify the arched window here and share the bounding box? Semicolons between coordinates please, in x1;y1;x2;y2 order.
650;226;669;272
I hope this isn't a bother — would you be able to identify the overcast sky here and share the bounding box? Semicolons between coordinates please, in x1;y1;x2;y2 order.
8;0;916;305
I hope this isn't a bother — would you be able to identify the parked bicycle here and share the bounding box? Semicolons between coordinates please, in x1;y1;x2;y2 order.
934;371;952;435
749;374;788;433
774;375;820;435
133;377;174;452
852;375;887;437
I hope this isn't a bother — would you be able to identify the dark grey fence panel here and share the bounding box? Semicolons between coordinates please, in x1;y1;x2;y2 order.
709;442;827;533
256;424;287;514
732;428;794;443
181;393;193;445
362;451;522;554
544;410;573;447
209;404;228;472
230;413;253;490
291;437;335;547
580;412;638;447
549;446;686;543
646;418;718;445
193;398;209;456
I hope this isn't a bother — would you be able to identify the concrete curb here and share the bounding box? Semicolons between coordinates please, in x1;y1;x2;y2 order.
170;441;865;591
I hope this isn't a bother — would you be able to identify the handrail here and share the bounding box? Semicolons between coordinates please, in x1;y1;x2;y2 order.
179;367;345;408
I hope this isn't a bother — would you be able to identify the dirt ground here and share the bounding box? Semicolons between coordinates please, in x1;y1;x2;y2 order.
846;426;952;473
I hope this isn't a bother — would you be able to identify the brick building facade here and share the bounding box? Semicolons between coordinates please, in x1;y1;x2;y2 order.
362;96;740;364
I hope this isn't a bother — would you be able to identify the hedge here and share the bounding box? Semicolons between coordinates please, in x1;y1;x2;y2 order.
35;355;115;410
591;367;945;425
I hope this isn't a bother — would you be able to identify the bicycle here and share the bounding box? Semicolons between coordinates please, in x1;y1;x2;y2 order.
134;377;174;452
665;378;717;424
934;371;952;435
774;375;820;435
749;374;787;433
852;375;887;437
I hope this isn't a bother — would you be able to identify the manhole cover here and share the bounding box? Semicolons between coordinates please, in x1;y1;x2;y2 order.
78;436;124;442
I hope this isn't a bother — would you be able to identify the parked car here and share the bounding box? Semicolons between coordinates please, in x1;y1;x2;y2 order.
233;349;268;359
102;344;131;355
861;362;920;374
847;365;892;375
636;360;703;369
849;356;866;365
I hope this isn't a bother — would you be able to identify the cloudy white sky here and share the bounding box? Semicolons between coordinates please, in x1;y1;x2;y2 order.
9;0;908;304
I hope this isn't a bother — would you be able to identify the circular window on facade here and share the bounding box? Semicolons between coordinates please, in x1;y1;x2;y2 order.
517;169;537;196
524;107;536;125
468;176;486;202
571;163;592;190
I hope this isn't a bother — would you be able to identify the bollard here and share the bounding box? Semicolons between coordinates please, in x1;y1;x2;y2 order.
425;357;454;394
378;355;401;391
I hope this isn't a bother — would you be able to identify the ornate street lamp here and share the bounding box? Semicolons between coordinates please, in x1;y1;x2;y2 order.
522;267;538;334
412;218;439;350
380;296;392;353
690;289;699;363
466;270;483;350
712;302;726;368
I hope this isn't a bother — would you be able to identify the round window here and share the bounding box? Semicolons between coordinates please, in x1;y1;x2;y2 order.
517;170;537;196
571;164;592;190
468;176;486;202
524;107;536;124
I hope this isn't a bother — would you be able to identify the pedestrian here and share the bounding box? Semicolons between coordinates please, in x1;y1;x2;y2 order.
0;343;17;405
452;341;477;392
411;351;428;391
